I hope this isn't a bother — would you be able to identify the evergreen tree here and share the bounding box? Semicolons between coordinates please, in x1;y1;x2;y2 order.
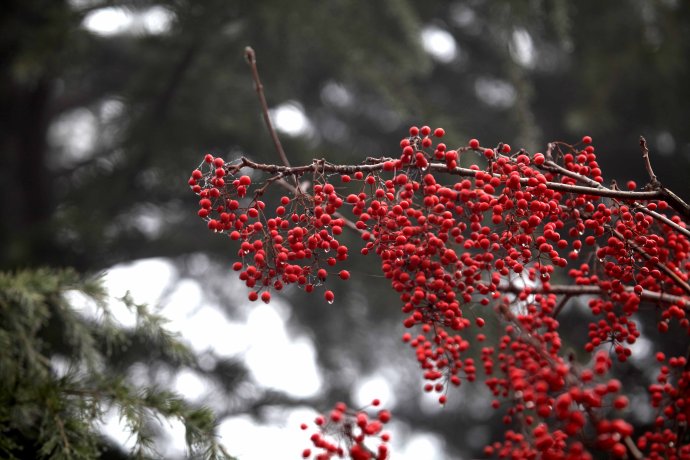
0;269;233;459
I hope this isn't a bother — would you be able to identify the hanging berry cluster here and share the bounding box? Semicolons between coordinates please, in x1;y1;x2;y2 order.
189;154;348;304
189;126;690;459
299;400;391;460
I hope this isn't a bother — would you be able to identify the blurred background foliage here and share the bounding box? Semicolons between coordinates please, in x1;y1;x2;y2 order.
1;0;689;458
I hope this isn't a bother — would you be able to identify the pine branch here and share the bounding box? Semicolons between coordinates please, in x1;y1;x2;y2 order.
1;268;235;460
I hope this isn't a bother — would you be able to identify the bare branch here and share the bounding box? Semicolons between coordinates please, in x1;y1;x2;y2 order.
541;155;690;228
639;137;690;220
498;282;688;307
660;186;690;222
238;156;670;201
624;435;644;460
244;47;300;192
640;136;659;187
551;294;572;318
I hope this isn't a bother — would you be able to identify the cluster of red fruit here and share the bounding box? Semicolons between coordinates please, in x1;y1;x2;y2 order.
300;400;391;460
190;125;690;458
642;352;690;458
188;154;351;304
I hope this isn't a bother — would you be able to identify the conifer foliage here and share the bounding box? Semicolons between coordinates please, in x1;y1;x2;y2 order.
0;269;233;459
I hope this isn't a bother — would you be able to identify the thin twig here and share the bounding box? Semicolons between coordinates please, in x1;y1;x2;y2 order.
640;137;690;220
640;136;659;187
545;142;556;161
541;160;602;189
624;435;644;459
244;47;300;192
332;211;363;234
551;294;572;318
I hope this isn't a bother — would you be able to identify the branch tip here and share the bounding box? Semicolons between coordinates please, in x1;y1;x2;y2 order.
244;46;255;64
640;135;659;187
243;46;300;192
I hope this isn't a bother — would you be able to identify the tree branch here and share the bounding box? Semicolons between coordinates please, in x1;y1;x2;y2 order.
236;156;674;202
540;155;690;234
244;47;300;192
497;281;688;307
624;435;644;460
634;204;690;240
232;154;690;247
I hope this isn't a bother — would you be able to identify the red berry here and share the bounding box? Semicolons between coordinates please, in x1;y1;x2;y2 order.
339;270;350;280
433;127;445;138
613;396;629;409
248;291;258;301
261;292;271;303
626;180;636;190
484;148;494;159
611;443;626;457
582;135;592;144
469;138;479;149
325;290;335;303
377;410;391;423
420;125;431;136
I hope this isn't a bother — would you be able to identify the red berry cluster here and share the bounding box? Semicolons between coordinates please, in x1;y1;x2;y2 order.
189;154;350;304
300;400;391;460
640;352;690;458
190;126;690;459
471;274;633;456
567;198;689;361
